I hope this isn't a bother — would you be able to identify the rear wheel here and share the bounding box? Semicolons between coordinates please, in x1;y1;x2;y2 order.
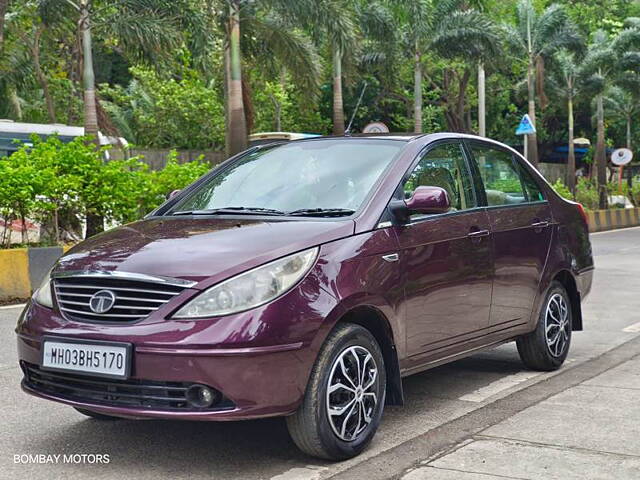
517;281;572;371
286;323;386;460
74;407;120;421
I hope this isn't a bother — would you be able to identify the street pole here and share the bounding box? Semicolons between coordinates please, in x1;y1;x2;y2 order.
478;62;486;137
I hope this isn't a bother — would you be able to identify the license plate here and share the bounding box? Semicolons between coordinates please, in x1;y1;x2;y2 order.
41;337;132;379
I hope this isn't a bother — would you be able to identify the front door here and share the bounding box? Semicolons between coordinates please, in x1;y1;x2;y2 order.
466;141;553;328
393;141;493;358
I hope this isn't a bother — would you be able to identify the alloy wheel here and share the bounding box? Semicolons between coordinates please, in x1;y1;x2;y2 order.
545;293;570;357
326;345;379;442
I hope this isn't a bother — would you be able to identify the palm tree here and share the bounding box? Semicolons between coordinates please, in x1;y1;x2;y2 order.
503;0;579;167
580;26;640;208
603;86;640;152
391;0;498;134
550;49;583;194
34;0;186;236
432;6;501;133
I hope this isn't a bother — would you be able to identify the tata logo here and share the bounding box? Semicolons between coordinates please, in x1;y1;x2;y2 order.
89;290;116;314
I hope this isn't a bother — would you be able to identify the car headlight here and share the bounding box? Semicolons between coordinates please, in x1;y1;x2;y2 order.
34;271;54;308
173;247;319;318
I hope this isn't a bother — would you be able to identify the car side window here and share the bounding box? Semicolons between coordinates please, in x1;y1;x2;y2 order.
404;142;476;213
516;162;545;202
468;143;543;206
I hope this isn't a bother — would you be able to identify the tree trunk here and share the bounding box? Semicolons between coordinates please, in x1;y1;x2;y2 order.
80;5;98;143
8;86;21;119
0;0;9;50
526;59;539;166
332;46;345;135
32;27;57;123
478;62;486;137
413;46;422;133
227;1;247;155
223;42;232;156
80;2;103;238
566;96;575;194
595;93;608;209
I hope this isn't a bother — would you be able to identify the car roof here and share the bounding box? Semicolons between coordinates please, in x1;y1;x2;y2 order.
288;132;511;147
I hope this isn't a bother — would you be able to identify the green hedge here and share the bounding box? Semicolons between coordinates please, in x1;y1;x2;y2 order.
0;135;209;247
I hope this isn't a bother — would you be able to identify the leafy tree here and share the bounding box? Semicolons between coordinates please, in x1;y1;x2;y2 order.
503;0;580;166
549;49;583;193
580;24;640;208
602;86;640;151
100;67;226;149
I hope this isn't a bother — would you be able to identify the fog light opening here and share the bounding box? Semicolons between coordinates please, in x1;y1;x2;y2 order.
185;384;218;408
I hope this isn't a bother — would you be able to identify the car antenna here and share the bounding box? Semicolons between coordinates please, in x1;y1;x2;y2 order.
345;81;368;136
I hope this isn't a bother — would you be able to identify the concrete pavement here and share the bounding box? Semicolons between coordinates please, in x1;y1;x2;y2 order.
0;227;639;480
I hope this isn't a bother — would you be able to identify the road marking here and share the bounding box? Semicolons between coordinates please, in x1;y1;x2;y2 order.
270;466;327;480
591;225;640;235
0;303;25;310
458;371;541;403
623;322;640;333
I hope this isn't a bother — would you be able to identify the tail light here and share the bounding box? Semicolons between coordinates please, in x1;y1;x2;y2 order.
575;202;588;225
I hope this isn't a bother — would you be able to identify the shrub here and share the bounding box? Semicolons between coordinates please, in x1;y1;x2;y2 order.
0;136;212;246
574;178;599;210
632;176;640;206
551;179;573;200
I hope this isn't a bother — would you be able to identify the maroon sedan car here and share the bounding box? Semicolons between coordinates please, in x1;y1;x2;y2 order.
16;134;593;460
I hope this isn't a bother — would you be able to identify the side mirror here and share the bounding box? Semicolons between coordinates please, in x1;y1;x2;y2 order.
406;186;450;214
167;189;181;200
389;186;450;224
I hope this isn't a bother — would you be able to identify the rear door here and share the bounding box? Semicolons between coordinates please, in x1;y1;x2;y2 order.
392;141;493;358
465;141;553;328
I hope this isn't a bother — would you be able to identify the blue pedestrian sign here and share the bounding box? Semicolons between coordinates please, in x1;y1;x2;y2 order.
516;114;536;135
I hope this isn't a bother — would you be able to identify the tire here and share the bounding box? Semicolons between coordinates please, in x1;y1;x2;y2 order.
517;281;572;371
74;407;120;421
286;323;386;460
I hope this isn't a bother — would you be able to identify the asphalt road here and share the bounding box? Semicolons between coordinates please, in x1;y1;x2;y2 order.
1;227;639;480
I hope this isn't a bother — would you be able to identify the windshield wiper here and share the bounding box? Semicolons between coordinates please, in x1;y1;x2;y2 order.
286;208;355;217
172;207;286;216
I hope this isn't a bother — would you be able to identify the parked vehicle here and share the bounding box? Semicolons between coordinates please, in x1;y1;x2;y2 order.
16;133;593;460
0;120;126;158
248;131;320;147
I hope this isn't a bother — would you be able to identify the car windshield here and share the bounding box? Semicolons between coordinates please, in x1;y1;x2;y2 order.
167;139;404;216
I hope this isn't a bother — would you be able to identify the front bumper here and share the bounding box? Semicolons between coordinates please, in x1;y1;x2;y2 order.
16;280;338;420
18;335;311;420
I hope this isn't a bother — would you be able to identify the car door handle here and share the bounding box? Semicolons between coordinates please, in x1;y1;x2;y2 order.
467;229;490;239
531;221;550;229
382;253;400;262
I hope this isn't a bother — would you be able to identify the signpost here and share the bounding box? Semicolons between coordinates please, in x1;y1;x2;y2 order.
362;122;389;134
515;114;536;161
611;148;633;193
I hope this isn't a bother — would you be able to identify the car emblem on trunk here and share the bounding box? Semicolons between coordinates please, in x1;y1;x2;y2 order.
89;290;116;314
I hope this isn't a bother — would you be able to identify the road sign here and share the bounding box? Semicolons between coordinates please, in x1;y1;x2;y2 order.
362;122;389;133
611;148;633;166
516;114;536;135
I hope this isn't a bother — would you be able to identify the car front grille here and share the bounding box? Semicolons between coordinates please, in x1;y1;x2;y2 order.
22;363;234;411
53;274;193;323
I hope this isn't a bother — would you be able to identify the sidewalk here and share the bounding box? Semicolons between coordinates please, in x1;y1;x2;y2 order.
403;355;640;480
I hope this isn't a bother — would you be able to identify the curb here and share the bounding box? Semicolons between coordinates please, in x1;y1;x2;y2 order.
0;246;70;302
587;208;640;233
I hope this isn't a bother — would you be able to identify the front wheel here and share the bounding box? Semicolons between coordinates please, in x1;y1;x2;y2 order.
286;323;386;460
517;281;572;371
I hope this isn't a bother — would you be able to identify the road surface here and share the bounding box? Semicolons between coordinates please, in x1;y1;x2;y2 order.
1;227;639;479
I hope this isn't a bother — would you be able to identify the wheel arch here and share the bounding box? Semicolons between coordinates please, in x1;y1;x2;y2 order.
335;305;404;406
552;270;583;331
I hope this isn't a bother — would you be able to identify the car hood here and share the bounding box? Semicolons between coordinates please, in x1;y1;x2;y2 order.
56;217;354;288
